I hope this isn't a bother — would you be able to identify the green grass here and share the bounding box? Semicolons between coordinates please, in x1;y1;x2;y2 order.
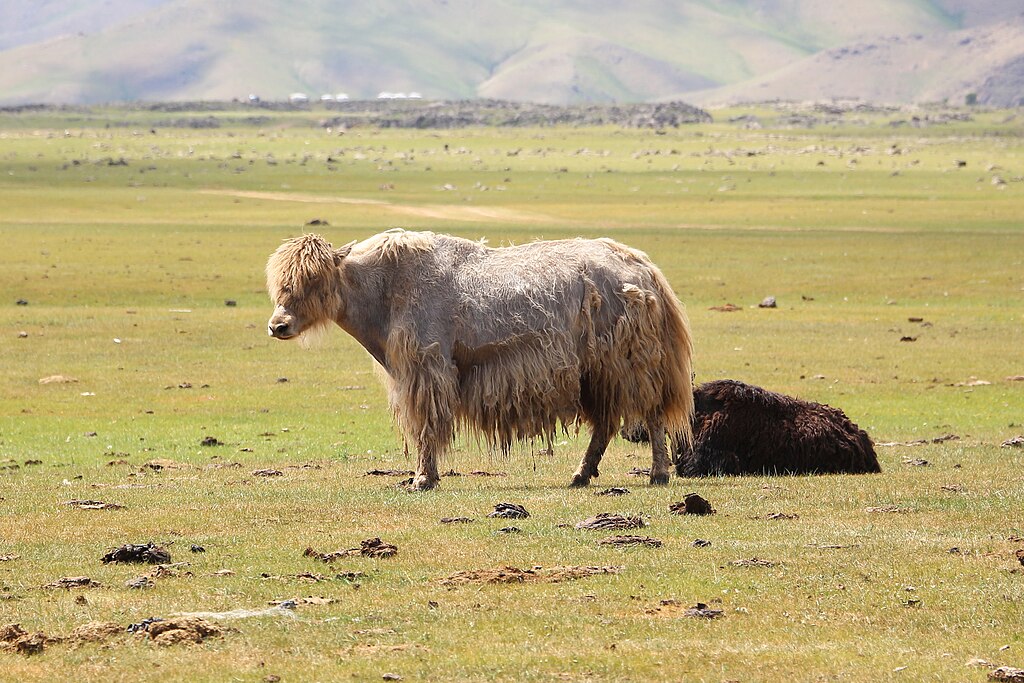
1;104;1023;681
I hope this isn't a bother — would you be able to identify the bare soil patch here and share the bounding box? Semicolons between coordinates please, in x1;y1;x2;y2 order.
63;499;124;510
440;565;622;587
574;513;645;531
597;535;663;548
304;538;398;561
142;617;224;646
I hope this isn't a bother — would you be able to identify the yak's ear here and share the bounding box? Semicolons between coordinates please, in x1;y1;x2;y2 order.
334;240;356;266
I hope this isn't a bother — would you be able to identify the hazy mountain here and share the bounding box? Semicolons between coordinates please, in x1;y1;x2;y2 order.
0;0;1020;106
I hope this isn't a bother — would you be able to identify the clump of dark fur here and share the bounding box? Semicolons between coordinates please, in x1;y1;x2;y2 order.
622;379;880;476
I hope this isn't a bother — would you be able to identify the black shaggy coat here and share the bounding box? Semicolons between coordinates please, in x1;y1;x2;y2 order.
623;380;881;476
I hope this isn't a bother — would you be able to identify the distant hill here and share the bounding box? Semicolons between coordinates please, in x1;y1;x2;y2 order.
0;0;1021;106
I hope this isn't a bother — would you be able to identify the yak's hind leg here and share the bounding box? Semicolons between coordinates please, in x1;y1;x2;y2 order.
569;421;615;488
647;420;671;485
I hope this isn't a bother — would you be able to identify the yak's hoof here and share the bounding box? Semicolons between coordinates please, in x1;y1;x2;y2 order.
406;475;439;492
649;471;671;486
568;473;591;488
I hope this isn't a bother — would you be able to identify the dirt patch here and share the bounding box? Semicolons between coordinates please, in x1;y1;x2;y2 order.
709;303;742;312
902;458;931;467
142;617;224;646
68;621;123;644
64;499;124;510
729;558;776;568
440;565;621;587
866;505;908;514
43;576;102;590
597;535;663;548
647;599;724;619
0;624;60;655
142;458;187;471
252;469;283;477
440;516;473;524
764;512;799;521
595;487;630;496
575;513;645;531
304;538;398;561
101;542;171;565
38;375;78;384
876;434;960;447
487;502;530;519
269;596;335;607
669;493;715;516
364;469;414;477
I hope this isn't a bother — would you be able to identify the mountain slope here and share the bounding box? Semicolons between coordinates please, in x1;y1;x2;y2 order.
0;0;1020;105
684;15;1024;107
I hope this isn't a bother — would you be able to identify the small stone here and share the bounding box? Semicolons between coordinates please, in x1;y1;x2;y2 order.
758;296;777;308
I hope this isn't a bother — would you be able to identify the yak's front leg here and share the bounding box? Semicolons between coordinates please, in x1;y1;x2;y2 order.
647;420;671;486
569;421;615;488
409;442;441;491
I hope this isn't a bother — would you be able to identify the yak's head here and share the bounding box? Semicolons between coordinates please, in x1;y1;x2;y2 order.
265;234;354;345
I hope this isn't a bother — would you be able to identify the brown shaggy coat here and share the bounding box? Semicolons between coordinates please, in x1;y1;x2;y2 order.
266;230;694;490
623;379;880;476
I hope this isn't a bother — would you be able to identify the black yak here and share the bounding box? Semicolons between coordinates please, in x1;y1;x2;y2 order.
266;230;694;490
622;379;880;476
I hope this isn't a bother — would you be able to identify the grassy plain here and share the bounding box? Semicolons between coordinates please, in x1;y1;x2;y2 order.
1;104;1023;682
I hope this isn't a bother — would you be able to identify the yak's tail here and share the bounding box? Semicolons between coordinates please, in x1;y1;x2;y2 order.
651;268;695;448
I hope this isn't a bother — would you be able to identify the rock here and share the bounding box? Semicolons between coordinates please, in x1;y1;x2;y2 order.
758;296;777;308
